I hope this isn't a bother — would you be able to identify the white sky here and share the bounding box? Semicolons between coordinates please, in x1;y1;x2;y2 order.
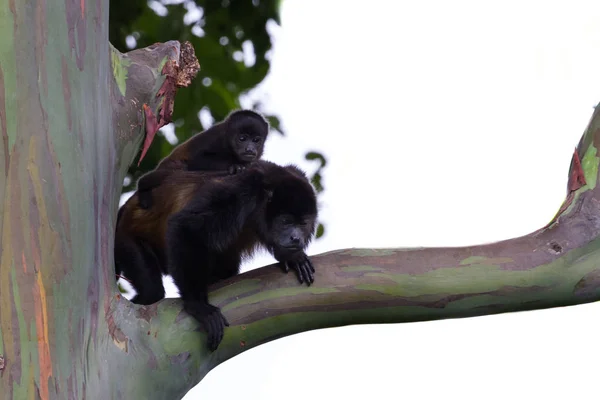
127;0;600;398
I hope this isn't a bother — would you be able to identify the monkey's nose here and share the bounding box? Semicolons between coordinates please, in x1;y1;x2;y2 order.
290;235;301;245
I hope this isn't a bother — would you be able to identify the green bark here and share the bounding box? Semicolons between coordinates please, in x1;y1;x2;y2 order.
2;0;600;399
0;0;194;398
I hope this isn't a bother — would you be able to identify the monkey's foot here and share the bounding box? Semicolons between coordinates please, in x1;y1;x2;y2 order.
130;292;164;305
184;302;229;351
280;256;315;286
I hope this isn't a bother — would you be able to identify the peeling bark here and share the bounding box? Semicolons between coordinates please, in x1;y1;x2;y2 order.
2;0;600;399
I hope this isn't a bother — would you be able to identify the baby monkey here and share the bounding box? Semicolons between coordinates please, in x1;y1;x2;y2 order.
137;109;269;208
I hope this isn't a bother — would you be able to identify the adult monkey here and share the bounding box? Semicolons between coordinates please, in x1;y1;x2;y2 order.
136;109;269;209
115;160;318;350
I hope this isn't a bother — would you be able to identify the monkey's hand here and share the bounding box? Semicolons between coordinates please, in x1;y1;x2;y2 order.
184;301;229;351
279;253;315;286
228;164;247;175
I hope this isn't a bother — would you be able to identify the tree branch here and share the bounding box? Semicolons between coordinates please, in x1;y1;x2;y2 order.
111;41;199;174
119;104;600;398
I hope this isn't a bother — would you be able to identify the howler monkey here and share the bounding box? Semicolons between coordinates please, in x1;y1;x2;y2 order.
136;109;269;209
115;160;318;350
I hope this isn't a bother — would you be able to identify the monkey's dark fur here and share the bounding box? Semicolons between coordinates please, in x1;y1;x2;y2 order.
115;160;318;351
136;109;269;209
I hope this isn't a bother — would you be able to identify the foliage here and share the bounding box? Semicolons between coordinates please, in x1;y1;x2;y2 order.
109;0;326;237
109;0;283;185
306;151;326;238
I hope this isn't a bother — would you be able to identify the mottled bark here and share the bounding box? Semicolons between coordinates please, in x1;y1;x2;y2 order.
0;0;195;398
2;0;600;399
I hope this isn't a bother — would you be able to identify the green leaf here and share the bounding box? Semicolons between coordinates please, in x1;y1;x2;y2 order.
265;115;284;135
316;223;325;239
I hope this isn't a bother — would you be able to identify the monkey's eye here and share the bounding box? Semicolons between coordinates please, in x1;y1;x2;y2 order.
239;135;248;142
252;137;261;143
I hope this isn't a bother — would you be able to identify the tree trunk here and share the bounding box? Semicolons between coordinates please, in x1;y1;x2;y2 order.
0;0;198;397
3;0;600;399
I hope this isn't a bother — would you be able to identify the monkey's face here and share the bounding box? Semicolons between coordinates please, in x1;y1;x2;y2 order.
232;132;264;162
228;118;267;163
259;161;318;261
268;213;316;260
